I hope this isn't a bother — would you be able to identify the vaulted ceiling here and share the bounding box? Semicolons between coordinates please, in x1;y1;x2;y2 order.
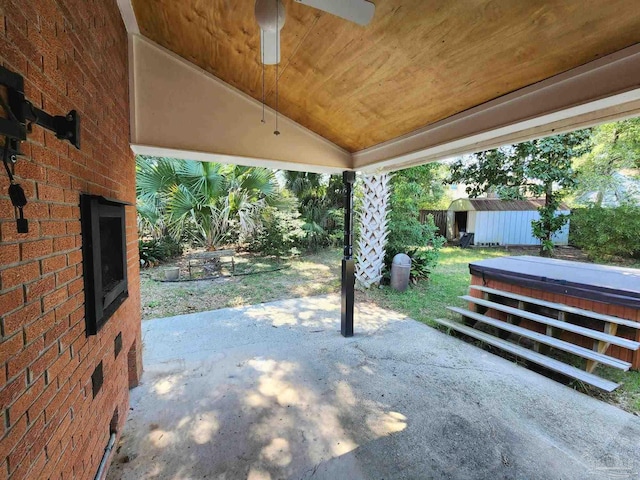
131;0;640;153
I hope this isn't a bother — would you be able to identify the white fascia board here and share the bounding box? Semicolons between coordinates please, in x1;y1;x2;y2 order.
354;43;640;173
130;144;347;174
116;0;140;34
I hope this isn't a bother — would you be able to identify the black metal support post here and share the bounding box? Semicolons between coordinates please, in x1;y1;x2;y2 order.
341;170;356;337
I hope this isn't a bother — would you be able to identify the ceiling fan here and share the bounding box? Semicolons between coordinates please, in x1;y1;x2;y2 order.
254;0;376;65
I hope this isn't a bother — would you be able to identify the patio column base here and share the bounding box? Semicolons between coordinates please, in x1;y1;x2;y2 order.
341;170;356;337
341;258;355;337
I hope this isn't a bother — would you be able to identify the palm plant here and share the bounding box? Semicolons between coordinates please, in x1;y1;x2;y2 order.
136;156;279;249
283;171;343;249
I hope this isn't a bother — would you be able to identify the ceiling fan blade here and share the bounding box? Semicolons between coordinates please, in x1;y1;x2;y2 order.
294;0;375;26
260;28;280;65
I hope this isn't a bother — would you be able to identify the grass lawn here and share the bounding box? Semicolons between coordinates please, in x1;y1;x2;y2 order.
140;245;639;414
360;247;511;326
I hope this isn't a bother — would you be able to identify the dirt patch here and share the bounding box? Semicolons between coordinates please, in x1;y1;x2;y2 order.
140;249;342;320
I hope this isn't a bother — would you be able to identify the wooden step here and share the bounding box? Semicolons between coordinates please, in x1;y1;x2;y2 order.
469;285;640;329
448;307;631;371
433;318;620;392
460;295;640;351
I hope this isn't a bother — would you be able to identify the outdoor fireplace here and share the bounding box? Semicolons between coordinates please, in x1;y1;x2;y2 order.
81;194;128;335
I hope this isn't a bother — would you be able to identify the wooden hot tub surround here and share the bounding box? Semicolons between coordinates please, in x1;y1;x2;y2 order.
468;256;640;370
434;256;640;391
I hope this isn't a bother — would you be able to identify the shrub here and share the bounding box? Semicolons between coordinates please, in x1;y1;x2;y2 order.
385;214;445;281
570;205;640;260
139;237;183;266
248;207;305;257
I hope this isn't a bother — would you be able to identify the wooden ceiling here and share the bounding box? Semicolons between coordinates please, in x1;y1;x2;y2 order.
131;0;640;152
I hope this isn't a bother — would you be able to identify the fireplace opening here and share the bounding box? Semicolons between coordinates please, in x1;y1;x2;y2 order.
81;195;128;335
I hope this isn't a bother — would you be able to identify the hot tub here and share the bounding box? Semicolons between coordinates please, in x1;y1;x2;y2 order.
469;256;640;369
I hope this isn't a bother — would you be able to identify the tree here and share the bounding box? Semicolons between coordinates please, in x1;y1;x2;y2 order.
573;118;640;206
355;174;390;288
283;171;343;250
449;131;592;256
384;164;446;280
386;164;448;259
136;156;280;249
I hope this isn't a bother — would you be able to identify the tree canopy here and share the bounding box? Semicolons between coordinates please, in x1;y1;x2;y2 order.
448;131;592;255
573;118;640;206
386;164;447;265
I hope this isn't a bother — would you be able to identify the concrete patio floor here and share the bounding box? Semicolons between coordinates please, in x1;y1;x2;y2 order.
107;294;640;480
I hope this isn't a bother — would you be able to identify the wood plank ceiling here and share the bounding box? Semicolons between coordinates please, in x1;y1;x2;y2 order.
131;0;640;152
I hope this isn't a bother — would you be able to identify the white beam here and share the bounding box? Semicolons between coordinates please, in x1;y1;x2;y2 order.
116;0;140;34
354;43;640;173
130;144;346;174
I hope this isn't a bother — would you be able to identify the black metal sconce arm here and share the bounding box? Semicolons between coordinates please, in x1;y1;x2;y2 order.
0;65;81;234
0;65;80;150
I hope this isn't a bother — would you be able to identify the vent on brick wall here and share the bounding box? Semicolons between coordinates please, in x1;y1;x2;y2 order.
114;332;123;358
81;195;129;335
91;362;104;398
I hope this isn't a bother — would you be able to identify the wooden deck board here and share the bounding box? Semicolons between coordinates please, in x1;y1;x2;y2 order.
433;318;620;392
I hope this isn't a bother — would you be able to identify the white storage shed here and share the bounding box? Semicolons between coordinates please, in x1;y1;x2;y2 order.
446;198;570;246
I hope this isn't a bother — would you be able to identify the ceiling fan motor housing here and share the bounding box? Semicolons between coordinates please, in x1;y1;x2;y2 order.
255;0;286;32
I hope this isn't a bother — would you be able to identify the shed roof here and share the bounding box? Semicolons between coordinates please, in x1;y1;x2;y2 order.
449;198;569;212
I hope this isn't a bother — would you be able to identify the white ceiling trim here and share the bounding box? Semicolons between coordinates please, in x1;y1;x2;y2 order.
116;0;140;34
354;43;640;173
130;144;346;174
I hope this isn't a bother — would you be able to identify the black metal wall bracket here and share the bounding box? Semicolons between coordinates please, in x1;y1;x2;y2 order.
0;65;80;150
0;65;81;235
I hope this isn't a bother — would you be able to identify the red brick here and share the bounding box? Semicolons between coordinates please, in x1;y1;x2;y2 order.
49;205;73;220
46;169;71;189
43;318;69;348
21;239;54;261
25;201;51;219
30;144;59;169
55;267;77;287
0;243;20;266
52;236;75;251
26;382;56;430
37;184;66;203
0;374;26;411
0;1;140;477
9;376;45;425
67;278;84;298
66;250;82;267
0;413;27;460
3;300;43;339
14;161;46;183
40;220;67;237
24;275;55;303
0;220;41;242
0;333;24;364
7;414;45;475
23;309;53;344
42;254;67;274
0;287;24;316
1;262;40;290
65;220;81;235
7;338;43;379
30;342;59;379
42;286;68;313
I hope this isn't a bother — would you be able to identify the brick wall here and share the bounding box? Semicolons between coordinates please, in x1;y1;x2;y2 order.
0;1;141;479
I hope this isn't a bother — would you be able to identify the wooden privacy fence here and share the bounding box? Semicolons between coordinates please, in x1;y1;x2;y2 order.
419;210;447;235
